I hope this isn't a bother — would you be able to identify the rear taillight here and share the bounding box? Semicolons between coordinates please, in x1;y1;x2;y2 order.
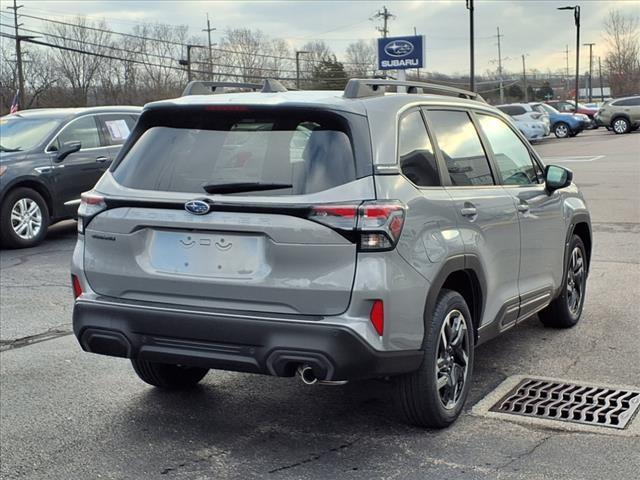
71;274;83;299
370;300;384;336
77;192;106;234
309;201;406;251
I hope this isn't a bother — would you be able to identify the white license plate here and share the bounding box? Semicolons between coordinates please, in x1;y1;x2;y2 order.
149;230;264;277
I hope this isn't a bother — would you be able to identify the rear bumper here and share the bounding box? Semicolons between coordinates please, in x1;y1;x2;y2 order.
73;297;423;381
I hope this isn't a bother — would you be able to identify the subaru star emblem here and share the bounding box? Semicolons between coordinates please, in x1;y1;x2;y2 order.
184;200;210;215
384;40;414;57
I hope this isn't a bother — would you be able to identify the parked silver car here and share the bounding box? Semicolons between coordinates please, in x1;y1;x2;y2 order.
71;79;592;428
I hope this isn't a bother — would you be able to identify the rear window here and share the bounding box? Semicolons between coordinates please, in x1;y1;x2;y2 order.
497;105;527;116
112;108;366;196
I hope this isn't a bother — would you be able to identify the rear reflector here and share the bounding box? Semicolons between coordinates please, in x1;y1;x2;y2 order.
71;275;83;299
370;300;384;336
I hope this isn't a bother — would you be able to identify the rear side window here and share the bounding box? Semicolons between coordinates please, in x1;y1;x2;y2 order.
97;114;138;146
398;110;440;187
613;97;640;106
426;110;494;186
113;109;360;196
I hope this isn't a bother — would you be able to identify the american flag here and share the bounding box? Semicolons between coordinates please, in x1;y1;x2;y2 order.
9;90;19;114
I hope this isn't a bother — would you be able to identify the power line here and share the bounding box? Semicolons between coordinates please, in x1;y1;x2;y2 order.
19;12;373;66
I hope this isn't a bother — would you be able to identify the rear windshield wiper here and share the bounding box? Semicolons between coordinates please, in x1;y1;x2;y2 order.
202;182;292;194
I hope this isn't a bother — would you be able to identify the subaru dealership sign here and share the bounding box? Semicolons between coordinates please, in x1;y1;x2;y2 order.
377;35;425;70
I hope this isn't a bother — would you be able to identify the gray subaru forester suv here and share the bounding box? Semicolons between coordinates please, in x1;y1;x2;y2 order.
71;79;591;428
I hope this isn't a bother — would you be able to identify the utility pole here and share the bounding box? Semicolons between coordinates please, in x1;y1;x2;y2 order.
565;44;570;79
466;0;475;91
496;27;504;103
202;14;216;80
583;42;595;102
522;54;528;102
7;0;24;109
598;56;605;101
373;6;394;38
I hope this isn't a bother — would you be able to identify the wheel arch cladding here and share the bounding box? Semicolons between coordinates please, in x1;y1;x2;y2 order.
425;256;485;344
573;221;592;269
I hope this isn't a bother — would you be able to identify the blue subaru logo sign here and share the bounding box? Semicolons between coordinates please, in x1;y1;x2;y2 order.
384;40;414;58
377;35;425;71
185;200;210;215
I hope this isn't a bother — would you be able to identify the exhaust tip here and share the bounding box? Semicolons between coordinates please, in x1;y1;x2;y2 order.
297;365;318;385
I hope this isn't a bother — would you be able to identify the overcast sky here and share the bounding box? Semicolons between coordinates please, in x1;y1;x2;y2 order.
4;0;639;75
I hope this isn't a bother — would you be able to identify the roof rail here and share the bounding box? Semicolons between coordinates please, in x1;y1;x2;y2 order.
181;79;288;96
343;79;485;103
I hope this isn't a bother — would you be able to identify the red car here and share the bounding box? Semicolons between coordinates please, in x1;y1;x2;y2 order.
545;100;598;128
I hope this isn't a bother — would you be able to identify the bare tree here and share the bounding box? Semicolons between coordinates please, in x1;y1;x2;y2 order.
45;16;112;106
345;40;377;77
268;38;293;81
299;40;334;85
603;9;640;96
130;23;188;101
220;28;271;82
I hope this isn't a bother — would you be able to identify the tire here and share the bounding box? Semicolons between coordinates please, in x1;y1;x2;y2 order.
394;289;475;428
538;235;587;329
553;122;570;138
131;359;209;389
612;117;630;134
0;187;50;249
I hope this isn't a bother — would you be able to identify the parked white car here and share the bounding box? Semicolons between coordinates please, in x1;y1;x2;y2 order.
512;117;549;141
497;103;551;136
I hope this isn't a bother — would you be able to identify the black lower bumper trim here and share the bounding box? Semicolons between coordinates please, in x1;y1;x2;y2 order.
73;299;423;381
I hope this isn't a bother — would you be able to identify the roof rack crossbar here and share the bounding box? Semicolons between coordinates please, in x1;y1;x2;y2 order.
343;79;485;103
182;79;287;96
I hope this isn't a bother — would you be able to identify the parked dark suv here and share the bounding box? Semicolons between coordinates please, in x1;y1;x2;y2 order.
0;106;141;248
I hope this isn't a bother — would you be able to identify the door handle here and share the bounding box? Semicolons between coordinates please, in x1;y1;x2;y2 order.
517;203;530;213
460;206;477;217
95;156;109;163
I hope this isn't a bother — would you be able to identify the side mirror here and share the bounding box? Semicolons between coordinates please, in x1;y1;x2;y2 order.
55;141;81;162
545;164;573;193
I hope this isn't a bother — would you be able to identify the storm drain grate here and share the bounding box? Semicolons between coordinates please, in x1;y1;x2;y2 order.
490;378;640;429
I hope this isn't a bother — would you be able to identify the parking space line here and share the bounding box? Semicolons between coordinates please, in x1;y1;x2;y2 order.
543;155;605;163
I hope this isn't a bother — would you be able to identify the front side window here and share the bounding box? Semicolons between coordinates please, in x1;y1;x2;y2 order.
398;110;439;187
54;116;101;150
426;110;494;186
478;114;541;185
113;109;358;196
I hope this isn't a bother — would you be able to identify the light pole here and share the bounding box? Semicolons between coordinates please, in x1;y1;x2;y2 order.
466;0;475;92
583;42;595;102
295;50;309;90
558;5;580;112
522;53;529;102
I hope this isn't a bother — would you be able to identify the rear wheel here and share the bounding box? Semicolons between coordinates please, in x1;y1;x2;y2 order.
612;117;630;134
553;122;570;138
539;235;587;328
131;359;209;389
394;289;474;428
0;187;50;249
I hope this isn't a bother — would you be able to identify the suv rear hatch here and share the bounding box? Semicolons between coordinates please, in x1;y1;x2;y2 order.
82;105;375;316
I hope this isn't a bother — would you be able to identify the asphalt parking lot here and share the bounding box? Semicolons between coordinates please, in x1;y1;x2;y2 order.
1;128;639;480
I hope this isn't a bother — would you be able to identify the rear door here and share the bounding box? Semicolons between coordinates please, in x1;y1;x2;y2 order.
424;109;521;330
83;107;374;316
48;115;107;210
475;113;565;318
